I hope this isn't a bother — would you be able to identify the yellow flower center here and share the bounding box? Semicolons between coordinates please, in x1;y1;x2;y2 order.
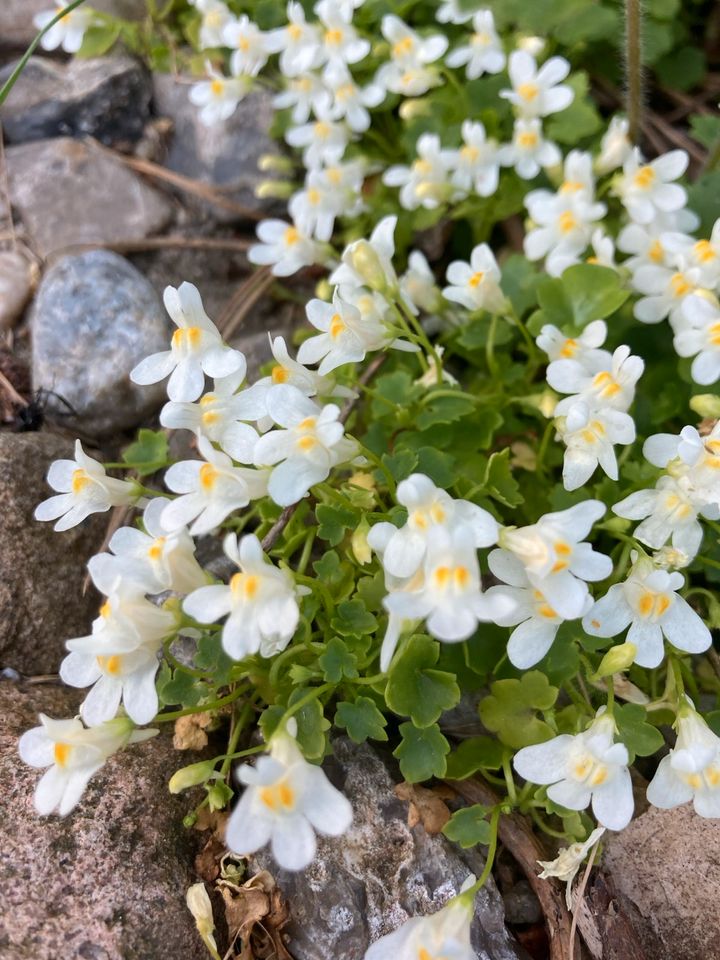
97;654;123;675
517;130;538;149
670;273;691;298
314;121;331;138
472;30;490;46
468;271;484;288
71;468;91;494
288;23;303;41
199;463;219;491
329;313;346;338
259;781;296;810
284;226;299;246
148;537;166;561
230;572;259;599
560;338;578;358
633;166;655;190
324;28;343;45
172;327;203;350
432;565;471;590
54;742;72;767
460;145;480;162
694;239;716;263
558;211;577;234
637;588;671;619
99;600;112;618
307;188;321;205
560;180;584;194
393;36;414;57
271;365;289;383
210;79;224;96
648;239;664;263
414;159;433;176
592;370;621;399
518;82;539;101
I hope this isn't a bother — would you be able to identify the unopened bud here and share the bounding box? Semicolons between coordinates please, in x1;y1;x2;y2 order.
594;642;637;679
517;35;545;57
690;394;720;419
169;760;216;794
399;97;431;121
255;179;293;200
314;278;333;301
352;517;372;565
258;153;294;173
348;239;386;292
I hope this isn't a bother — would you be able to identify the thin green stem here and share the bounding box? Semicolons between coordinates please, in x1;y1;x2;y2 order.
280;683;333;726
502;753;517;805
153;686;247;723
485;315;501;379
463;806;502;897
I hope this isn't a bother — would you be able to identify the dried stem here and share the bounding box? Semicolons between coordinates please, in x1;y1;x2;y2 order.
625;0;643;145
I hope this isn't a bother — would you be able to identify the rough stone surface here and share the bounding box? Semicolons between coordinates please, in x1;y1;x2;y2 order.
602;803;720;960
0;432;103;674
0;56;151;146
152;74;282;220
31;250;171;437
0;0;147;49
0;681;207;960
253;737;525;960
0;250;34;330
5;138;173;258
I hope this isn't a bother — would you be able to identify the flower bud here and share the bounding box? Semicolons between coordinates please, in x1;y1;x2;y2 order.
347;240;387;292
169;760;216;794
258;153;294;173
314;277;333;301
399;97;431;121
690;394;720;419
351;517;372;565
255;179;294;200
594;642;637;679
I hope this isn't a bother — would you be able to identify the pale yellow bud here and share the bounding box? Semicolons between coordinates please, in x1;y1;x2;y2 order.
168;760;215;794
399;97;431;121
690;394;720;419
314;278;333;301
594;642;637;679
186;883;220;960
258;153;294;173
254;179;294;200
351;517;372;565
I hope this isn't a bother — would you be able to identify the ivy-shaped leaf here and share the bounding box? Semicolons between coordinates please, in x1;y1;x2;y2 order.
335;697;388;743
393;722;449;783
386;636;461;728
318;637;359;682
479;671;559;749
442;805;492;848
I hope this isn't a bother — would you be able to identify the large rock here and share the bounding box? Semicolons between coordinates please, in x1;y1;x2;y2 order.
0;250;34;330
602;803;720;960
31;250;171;437
0;681;207;960
5;138;173;258
0;56;151;146
253;738;524;960
152;74;282;220
0;0;147;49
0;433;102;675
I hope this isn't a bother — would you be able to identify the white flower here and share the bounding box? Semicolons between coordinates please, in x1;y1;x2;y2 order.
662;220;720;287
442;243;506;313
615;148;688;225
500;118;561;180
595;116;631;175
273;73;327;123
265;2;323;76
34;439;138;532
289;160;366;241
500;51;573;118
450;120;501;197
315;0;370;70
556;400;636;490
195;0;234;48
88;497;207;596
524;190;607;277
189;66;250;126
320;64;385;131
19;714;156;816
499;500;611;620
617;219;673;273
644;420;720;506
184;533;307;659
225;722;353;870
248;219;324;277
330;215;401;294
130;282;245;403
400;251;442;314
612;473;709;559
588;228;616;269
446;9;505;79
376;61;442;98
381;525;512;652
513;711;634;831
285;115;349;170
383;133;455;210
368;473;499;580
436;0;477;23
223;15;271;76
160;372;259;463
34;5;93;53
538;827;606;909
632;261;702;327
551;345;644;415
253;385;357;506
485;547;592;669
647;707;720;817
381;15;448;68
582;558;710;667
162;436;269;536
537;319;609;368
675;293;720;384
365;894;474;960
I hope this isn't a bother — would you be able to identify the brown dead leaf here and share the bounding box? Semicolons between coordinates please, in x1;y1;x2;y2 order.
395;782;452;834
174;711;212;750
219;870;292;960
194;810;230;883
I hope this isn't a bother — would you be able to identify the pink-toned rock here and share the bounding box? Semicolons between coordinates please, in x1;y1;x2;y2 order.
0;682;207;960
603;803;720;960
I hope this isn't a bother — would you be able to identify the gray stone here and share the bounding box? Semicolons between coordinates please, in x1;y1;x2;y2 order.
0;432;103;674
31;250;171;437
602;802;720;960
5;137;173;258
253;737;524;960
0;681;207;960
0;250;35;330
0;0;147;49
502;881;542;926
152;74;283;221
0;56;151;146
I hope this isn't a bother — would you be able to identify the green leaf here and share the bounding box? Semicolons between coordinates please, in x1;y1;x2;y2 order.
193;633;235;685
442;805;492;848
561;264;630;328
545;73;602;144
614;703;665;760
374;370;421;406
393;721;449;782
445;736;505;779
687;172;720;236
335;697;388;743
331;600;379;637
382;448;418;482
655;46;706;92
386;636;461;727
288;688;331;760
482;449;523;507
479;672;559;749
78;22;122;57
415;447;456;487
318;637;359;682
417;395;476;430
157;668;203;708
316;503;357;546
690;114;720;149
536;276;572;328
122;429;169;477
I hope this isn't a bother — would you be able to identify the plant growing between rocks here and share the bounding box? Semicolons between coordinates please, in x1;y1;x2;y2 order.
8;0;720;956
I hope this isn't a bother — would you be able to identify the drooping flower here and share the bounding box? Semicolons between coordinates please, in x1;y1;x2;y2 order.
513;710;634;831
19;714;156;816
647;706;720;817
582;557;711;667
537;827;606;908
225;721;353;870
595;116;631;175
130;282;245;403
161;436;269;536
329;215;401;295
184;533;308;659
34;439;138;532
253;385;357;506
